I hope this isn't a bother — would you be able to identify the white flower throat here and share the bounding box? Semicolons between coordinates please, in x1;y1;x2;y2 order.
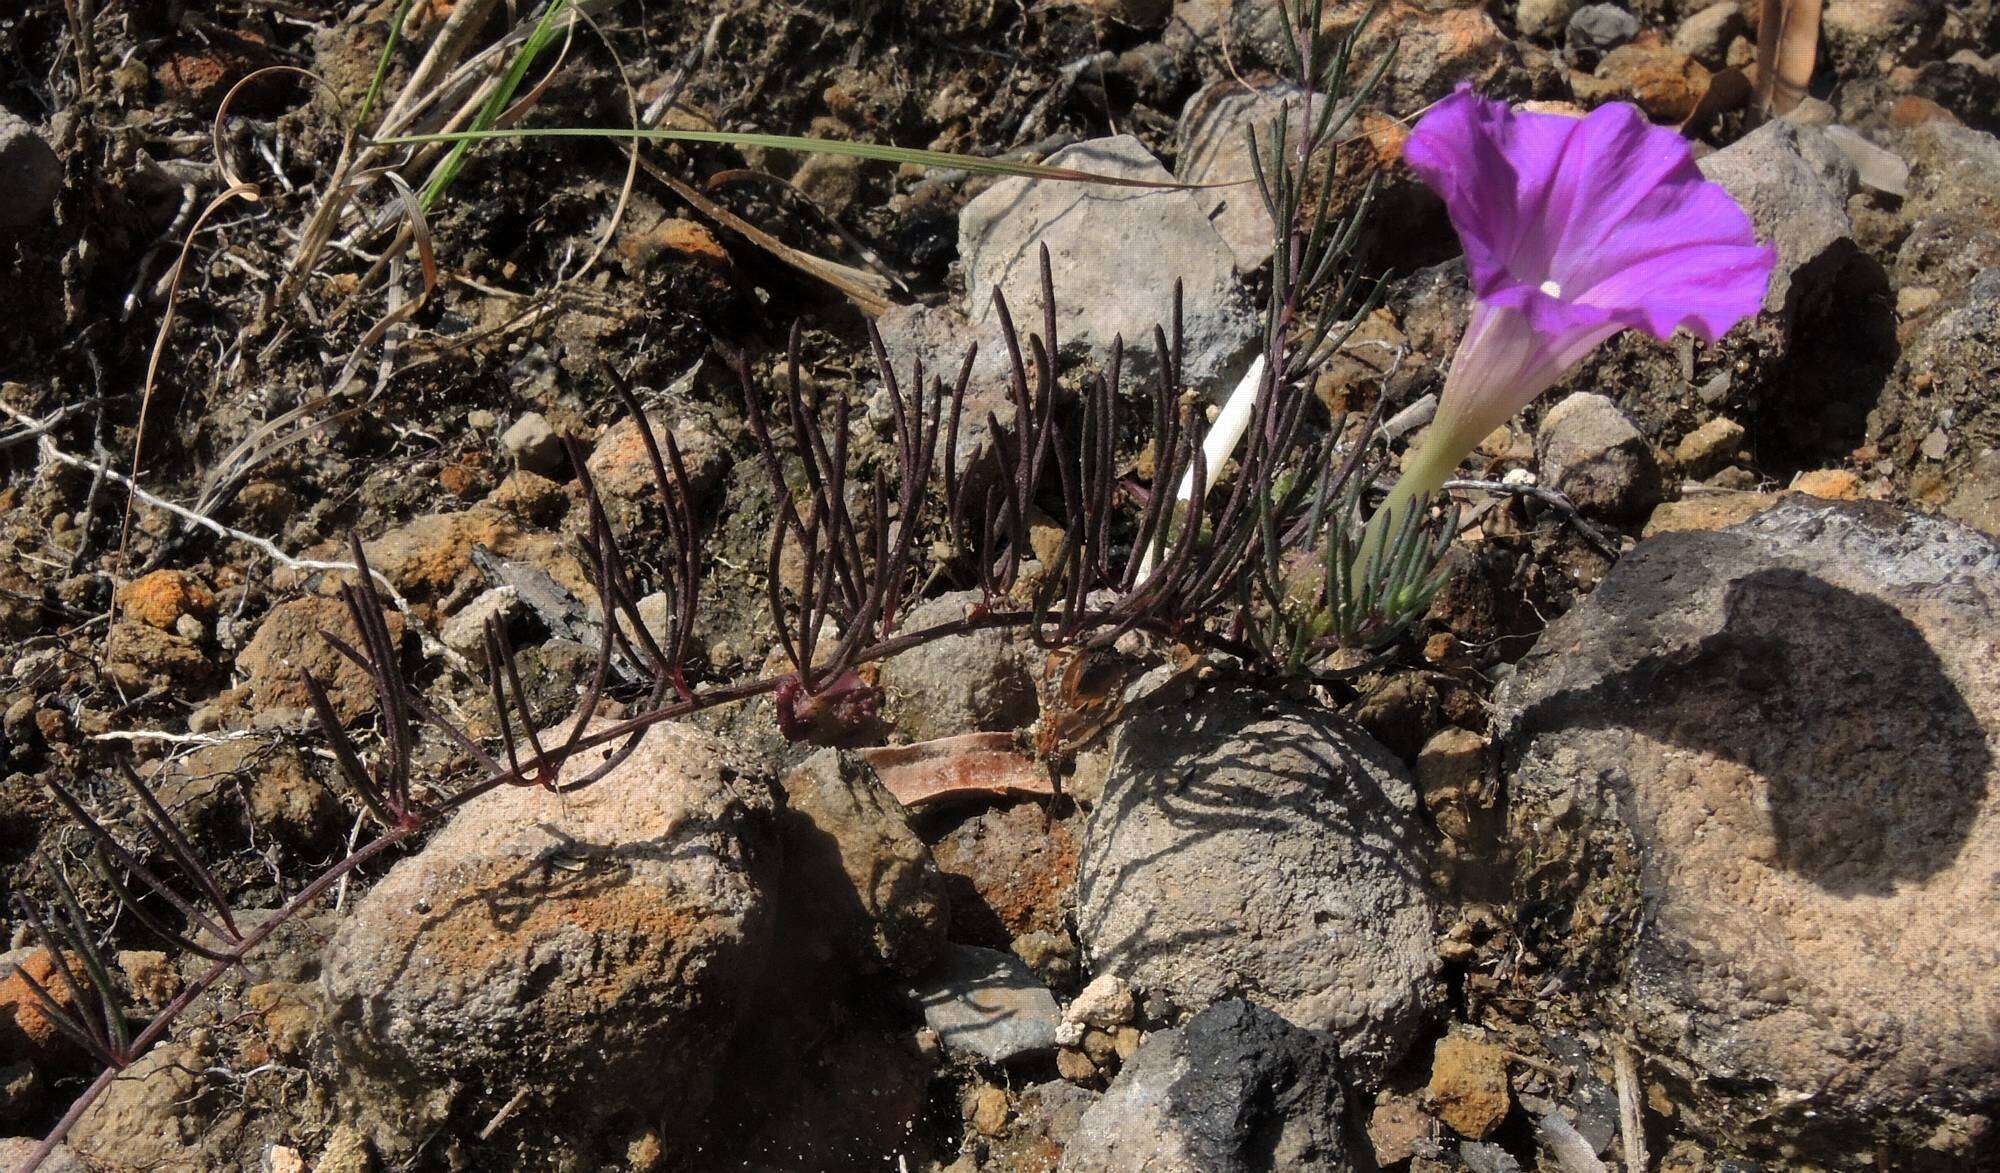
1539;278;1563;299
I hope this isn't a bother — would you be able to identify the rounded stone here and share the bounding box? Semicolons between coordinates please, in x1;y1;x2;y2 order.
320;722;777;1163
1076;686;1438;1084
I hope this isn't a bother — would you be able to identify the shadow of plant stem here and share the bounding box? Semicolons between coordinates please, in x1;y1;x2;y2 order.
12;4;1455;1166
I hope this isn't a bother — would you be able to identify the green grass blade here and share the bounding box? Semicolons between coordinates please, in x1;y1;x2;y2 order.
355;0;421;135
373;126;1238;190
422;0;573;209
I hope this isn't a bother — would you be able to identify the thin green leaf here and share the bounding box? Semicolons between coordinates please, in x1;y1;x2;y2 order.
372;127;1238;190
423;0;573;208
355;0;421;134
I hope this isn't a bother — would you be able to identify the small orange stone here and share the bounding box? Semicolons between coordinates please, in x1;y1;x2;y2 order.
118;569;215;631
1428;1034;1511;1139
1890;96;1957;128
1790;468;1863;500
0;949;92;1068
652;218;732;270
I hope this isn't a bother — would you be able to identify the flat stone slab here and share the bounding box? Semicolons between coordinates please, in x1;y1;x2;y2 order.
910;945;1061;1065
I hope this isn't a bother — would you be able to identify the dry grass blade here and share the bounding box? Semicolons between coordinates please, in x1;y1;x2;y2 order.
111;64;314;638
644;159;895;315
325;173;439;399
1753;0;1822;116
373;127;1243;190
857;734;1054;808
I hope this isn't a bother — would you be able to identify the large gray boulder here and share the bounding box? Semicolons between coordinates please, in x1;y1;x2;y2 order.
959;135;1259;392
1061;999;1350;1172
1499;497;2000;1165
1076;686;1438;1084
320;722;778;1165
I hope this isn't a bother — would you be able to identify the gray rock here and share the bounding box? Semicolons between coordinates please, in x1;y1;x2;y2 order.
437;585;522;665
0;111;60;231
1943;449;2000;538
1459;1141;1525;1173
1821;0;1945;77
1697;120;1857;322
912;945;1062;1065
1894;123;2000;304
1065;973;1137;1030
1162;0;1291;61
1871;269;2000;472
776;749;949;975
1499;497;2000;1164
870;301;1023;487
1076;686;1437;1084
66;1043;217;1169
500;410;563;476
1565;4;1641;69
1060;999;1350;1173
959;135;1259;392
1518;0;1580;40
1175;81;1318;273
320;721;777;1163
1673;415;1746;477
1822;125;1909;198
1536;392;1664;522
877;589;1039;741
1671;1;1743;66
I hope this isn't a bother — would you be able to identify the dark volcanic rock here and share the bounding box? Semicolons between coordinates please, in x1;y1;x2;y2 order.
1061;999;1351;1172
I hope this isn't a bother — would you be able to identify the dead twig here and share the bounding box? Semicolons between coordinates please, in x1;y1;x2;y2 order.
1440;477;1623;559
2;402;414;610
1614;1042;1650;1173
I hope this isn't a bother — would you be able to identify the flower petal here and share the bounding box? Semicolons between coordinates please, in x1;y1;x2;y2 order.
1401;86;1576;301
1404;87;1774;345
1431;292;1623;454
1573;241;1776;342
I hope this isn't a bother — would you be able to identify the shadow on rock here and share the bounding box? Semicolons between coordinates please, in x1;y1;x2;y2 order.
1529;562;1988;897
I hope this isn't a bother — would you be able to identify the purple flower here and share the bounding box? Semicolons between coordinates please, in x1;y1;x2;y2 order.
1364;88;1773;563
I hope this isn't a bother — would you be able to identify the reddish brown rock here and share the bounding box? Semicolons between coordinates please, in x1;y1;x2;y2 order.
358;508;525;602
0;949;91;1072
1577;36;1711;122
585;414;729;510
321;721;777;1165
1427;1035;1510;1139
931;803;1080;947
237;596;406;723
